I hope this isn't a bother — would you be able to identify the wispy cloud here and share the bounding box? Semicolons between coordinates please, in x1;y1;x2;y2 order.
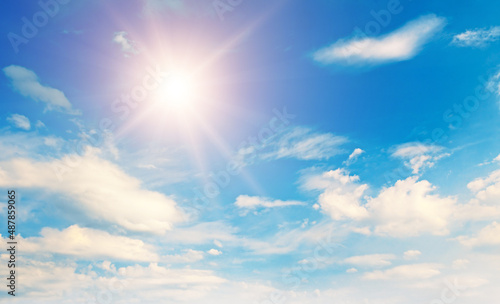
391;142;449;174
7;113;30;130
235;195;305;215
344;148;365;165
313;14;445;66
3;65;80;115
343;254;396;267
363;263;442;280
112;31;139;56
452;26;500;47
236;127;348;166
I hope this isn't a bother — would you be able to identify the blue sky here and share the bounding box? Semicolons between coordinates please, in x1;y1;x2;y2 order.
1;0;500;303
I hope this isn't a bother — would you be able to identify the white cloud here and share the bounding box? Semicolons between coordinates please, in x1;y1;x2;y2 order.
235;195;305;214
237;127;348;165
163;249;204;264
452;259;470;269
452;26;500;47
19;225;159;262
7;113;30;130
303;169;369;221
214;239;223;248
112;31;139;56
3;65;80;115
456;222;500;247
207;249;222;256
313;14;445;66
305;169;456;237
363;263;442;280
0;148;184;233
367;176;456;237
344;148;364;165
403;250;422;260
344;254;396;267
346;268;358;273
391;142;449;174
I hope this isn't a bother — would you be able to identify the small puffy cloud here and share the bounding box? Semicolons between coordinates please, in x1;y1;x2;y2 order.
403;250;421;260
313;14;445;66
391;142;448;174
456;222;500;247
346;268;358;273
344;254;396;267
213;240;223;248
344;148;365;165
452;26;500;47
3;65;80;115
235;195;305;214
363;263;442;280
113;31;139;56
7;113;30;130
19;225;159;262
0;148;184;233
303;169;369;221
207;249;222;256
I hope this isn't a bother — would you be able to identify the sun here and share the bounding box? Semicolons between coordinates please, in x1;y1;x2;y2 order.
156;71;196;108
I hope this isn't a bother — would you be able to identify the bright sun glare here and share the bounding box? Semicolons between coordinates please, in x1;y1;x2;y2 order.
157;72;196;108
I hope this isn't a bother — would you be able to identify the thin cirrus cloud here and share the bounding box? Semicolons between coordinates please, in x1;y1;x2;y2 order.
3;65;80;115
235;126;348;166
391;142;449;174
7;113;30;130
313;14;446;66
452;26;500;47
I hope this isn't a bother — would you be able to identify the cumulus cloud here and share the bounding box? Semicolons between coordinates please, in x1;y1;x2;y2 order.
207;249;222;256
303;169;369;221
391;142;449;174
313;14;445;66
19;225;159;262
7;113;30;130
0;148;184;233
304;169;456;237
456;222;500;247
3;65;80;115
343;254;396;267
235;195;305;214
452;26;500;47
113;31;139;56
366;176;456;237
363;263;442;280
